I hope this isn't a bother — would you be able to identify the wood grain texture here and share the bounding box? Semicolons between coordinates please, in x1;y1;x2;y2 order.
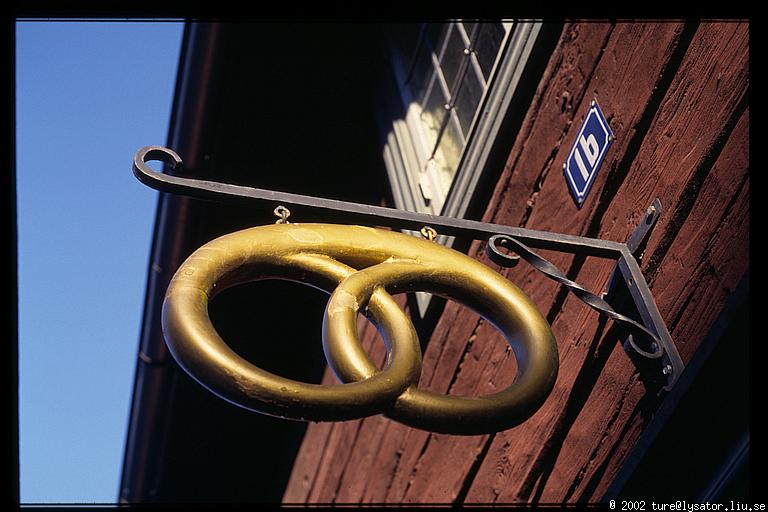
466;21;749;504
399;21;690;505
546;106;749;504
283;21;749;505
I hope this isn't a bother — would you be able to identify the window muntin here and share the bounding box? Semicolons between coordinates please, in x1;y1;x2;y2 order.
381;20;545;315
384;21;512;215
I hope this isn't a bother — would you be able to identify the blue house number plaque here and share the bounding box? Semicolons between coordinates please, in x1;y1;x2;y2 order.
564;100;614;208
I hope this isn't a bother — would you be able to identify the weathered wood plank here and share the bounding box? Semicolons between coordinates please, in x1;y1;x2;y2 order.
559;170;750;503
484;22;615;227
361;421;430;502
282;417;333;502
564;108;749;502
466;21;748;504
305;418;363;502
288;20;687;505
394;22;688;504
341;22;615;504
284;20;749;506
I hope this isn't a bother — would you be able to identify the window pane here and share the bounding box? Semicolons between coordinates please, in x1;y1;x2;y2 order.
475;23;506;80
454;66;484;136
439;24;468;94
420;79;448;150
405;23;444;103
461;21;477;39
433;115;463;188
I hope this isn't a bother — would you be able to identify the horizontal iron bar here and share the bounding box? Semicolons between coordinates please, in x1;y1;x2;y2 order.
134;146;625;259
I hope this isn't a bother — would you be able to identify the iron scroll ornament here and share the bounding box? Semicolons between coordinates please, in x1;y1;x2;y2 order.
162;223;559;435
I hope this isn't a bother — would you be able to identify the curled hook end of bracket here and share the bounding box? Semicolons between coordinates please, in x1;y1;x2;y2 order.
133;146;184;180
623;333;664;360
486;234;521;268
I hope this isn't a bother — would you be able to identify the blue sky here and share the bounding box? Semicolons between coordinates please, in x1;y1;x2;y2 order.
16;21;183;503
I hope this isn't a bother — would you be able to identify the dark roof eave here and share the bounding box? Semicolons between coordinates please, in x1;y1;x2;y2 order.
119;21;224;503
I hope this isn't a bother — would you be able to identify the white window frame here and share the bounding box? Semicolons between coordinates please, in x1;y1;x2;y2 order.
381;20;546;315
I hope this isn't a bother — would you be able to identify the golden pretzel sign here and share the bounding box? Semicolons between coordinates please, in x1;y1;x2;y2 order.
162;223;558;435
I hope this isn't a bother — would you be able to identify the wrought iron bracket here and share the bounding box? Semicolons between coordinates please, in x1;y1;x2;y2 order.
133;146;684;390
610;199;684;391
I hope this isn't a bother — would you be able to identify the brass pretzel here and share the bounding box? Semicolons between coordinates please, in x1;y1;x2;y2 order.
162;223;558;434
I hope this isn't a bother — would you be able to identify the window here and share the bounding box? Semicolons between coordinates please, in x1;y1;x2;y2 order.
380;20;547;314
382;21;544;217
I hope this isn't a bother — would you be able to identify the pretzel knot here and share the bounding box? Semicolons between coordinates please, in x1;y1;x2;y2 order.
162;223;558;435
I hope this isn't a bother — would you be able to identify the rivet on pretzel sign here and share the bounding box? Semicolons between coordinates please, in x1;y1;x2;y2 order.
161;223;559;435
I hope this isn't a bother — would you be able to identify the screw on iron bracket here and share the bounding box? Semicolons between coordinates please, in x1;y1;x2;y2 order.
662;364;673;376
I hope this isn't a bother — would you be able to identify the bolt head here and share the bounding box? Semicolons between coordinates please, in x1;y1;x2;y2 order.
662;364;673;375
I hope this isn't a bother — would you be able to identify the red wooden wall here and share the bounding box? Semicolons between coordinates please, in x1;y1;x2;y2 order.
282;21;749;504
